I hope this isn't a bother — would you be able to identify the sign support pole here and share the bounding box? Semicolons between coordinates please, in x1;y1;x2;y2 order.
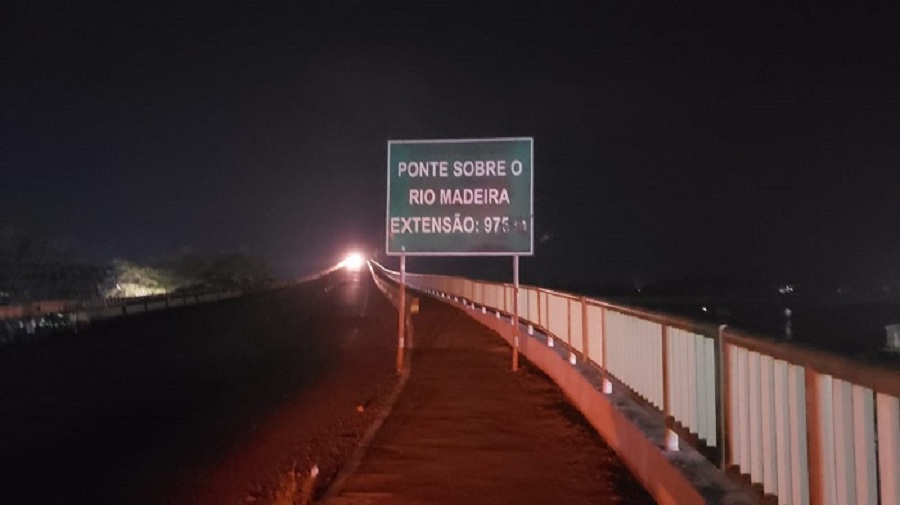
397;248;406;374
512;255;520;372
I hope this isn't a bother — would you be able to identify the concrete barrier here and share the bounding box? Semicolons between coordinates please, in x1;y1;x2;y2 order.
124;304;146;315
146;301;167;311
93;306;125;320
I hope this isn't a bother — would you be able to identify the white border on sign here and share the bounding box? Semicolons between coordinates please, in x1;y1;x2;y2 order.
385;137;534;257
390;137;534;144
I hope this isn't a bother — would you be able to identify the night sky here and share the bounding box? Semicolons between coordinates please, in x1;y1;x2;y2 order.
3;2;899;289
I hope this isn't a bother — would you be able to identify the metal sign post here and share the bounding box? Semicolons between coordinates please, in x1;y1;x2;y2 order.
397;248;406;374
513;255;520;371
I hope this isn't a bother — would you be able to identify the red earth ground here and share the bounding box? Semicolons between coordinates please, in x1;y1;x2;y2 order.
1;270;654;504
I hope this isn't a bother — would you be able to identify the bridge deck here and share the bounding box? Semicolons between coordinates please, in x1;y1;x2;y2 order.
326;296;654;504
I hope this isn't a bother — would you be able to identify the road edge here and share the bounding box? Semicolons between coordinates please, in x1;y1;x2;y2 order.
317;269;414;504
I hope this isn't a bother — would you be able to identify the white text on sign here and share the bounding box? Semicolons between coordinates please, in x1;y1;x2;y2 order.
409;188;510;206
398;160;524;178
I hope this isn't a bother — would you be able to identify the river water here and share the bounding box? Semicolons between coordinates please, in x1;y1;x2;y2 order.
615;296;900;364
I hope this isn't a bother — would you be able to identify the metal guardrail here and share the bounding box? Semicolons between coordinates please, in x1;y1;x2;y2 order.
1;291;244;323
1;290;245;344
371;262;899;505
1;263;346;344
1;262;347;322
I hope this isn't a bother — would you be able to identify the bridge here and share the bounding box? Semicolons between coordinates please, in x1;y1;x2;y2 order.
371;262;899;505
1;263;897;504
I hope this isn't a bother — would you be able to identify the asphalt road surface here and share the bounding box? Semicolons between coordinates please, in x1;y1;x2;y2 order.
0;269;400;504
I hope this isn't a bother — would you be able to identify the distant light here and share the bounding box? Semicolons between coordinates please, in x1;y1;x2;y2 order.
701;306;708;312
341;252;365;271
778;284;794;295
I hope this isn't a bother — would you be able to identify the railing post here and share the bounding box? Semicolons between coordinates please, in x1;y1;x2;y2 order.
761;355;778;497
581;296;589;361
662;324;678;451
601;306;611;393
536;287;543;329
749;352;763;485
876;393;900;505
851;385;877;505
774;359;793;500
717;325;729;470
806;369;837;505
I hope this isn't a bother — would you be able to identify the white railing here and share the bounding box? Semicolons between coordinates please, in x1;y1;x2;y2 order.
723;332;899;505
373;263;899;505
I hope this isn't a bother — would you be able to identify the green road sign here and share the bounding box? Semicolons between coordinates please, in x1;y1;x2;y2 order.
386;138;533;256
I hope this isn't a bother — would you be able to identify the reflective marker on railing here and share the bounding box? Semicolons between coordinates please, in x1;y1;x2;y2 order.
548;336;554;348
569;352;577;365
482;306;486;314
496;311;501;319
527;324;533;335
603;378;613;394
665;430;680;451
